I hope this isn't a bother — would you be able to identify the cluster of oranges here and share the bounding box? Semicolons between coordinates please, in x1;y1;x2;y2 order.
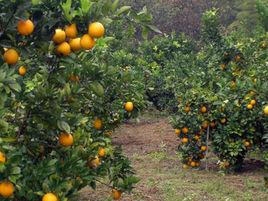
53;21;104;56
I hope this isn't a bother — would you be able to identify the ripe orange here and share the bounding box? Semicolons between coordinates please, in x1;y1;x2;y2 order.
93;118;102;130
98;148;106;157
190;161;196;167
220;118;227;124
89;156;100;168
195;162;200;167
57;42;71;56
69;38;81;51
247;104;253;110
3;49;19;65
64;23;78;38
210;121;216;128
200;146;207;151
250;100;256;106
42;193;58;201
18;66;27;76
80;34;95;50
200;106;207;113
184;106;190;113
182;127;189;134
235;55;241;62
182;137;189;144
0;181;14;198
17;19;34;35
264;106;268;116
124;102;134;112
112;189;122;200
202;121;209;129
52;29;66;44
0;152;6;163
59;133;74;147
244;141;250;147
175;129;181;135
88;22;105;38
194;135;200;141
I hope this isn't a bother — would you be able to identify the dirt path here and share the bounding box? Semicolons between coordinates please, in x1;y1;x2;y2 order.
79;115;268;201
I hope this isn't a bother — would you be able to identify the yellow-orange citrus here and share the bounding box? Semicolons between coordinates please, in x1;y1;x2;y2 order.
182;127;189;134
182;137;189;144
42;193;58;201
247;104;253;110
175;129;181;135
200;146;207;151
264;106;268;116
89;156;100;168
88;22;105;38
200;106;207;113
18;66;27;76
69;38;81;51
250;100;256;106
3;49;19;65
52;29;66;44
124;102;134;112
0;181;14;198
0;152;6;163
17;19;34;35
98;148;106;157
57;42;71;56
64;23;78;38
80;34;95;50
220;118;227;124
93;118;102;130
190;161;196;167
184;106;190;113
59;133;74;147
112;189;122;200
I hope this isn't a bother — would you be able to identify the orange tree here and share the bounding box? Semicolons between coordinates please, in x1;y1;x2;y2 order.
170;8;268;171
0;0;155;200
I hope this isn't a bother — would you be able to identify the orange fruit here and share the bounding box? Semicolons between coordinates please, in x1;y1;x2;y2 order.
18;66;27;76
59;133;74;147
182;127;189;134
182;164;189;169
202;121;209;129
89;156;100;168
235;55;241;62
0;152;6;163
250;100;256;106
52;29;66;44
247;104;253;110
64;23;78;38
220;118;227;124
3;49;19;65
42;193;58;201
195;162;200;167
244;141;250;147
98;148;106;157
175;129;181;135
112;189;122;200
80;34;95;50
194;135;200;141
182;137;189;144
184;106;190;113
88;22;105;38
124;102;134;112
200;106;207;113
17;19;34;35
93;118;102;130
200;146;207;151
69;38;81;51
264;106;268;116
190;161;196;167
0;181;14;198
57;42;71;56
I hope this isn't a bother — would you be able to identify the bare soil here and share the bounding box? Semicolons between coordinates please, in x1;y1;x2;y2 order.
79;114;268;201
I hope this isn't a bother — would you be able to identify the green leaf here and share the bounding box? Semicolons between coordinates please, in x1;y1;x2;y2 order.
8;82;21;92
90;82;104;97
111;0;120;12
57;120;71;133
146;25;162;34
115;6;131;16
